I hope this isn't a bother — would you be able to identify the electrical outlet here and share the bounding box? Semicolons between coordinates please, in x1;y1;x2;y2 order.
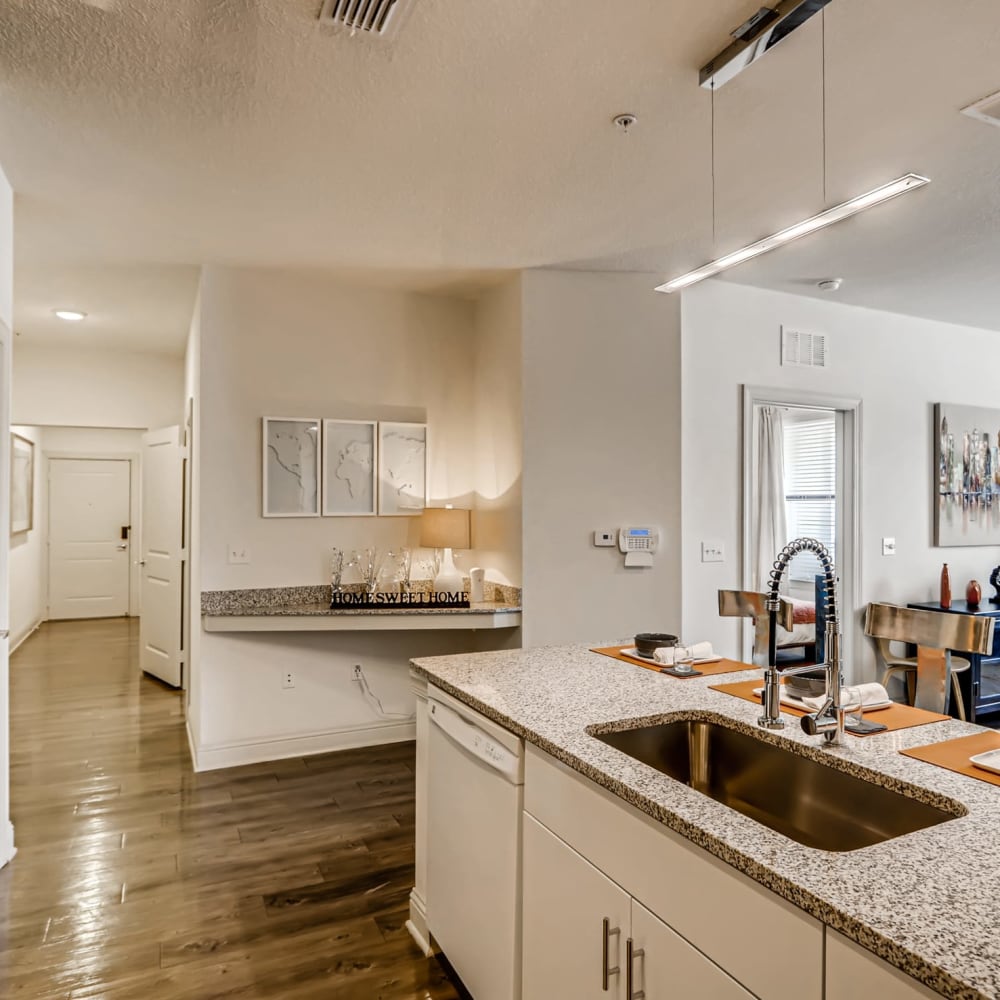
882;537;896;556
281;670;295;690
701;540;725;563
228;543;250;565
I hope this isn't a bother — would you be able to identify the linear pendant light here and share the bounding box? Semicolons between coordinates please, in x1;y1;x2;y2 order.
655;173;930;294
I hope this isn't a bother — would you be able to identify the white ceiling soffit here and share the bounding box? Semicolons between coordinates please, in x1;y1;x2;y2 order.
961;90;1000;128
318;0;410;37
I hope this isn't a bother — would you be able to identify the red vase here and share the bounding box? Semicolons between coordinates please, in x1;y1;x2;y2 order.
940;563;952;609
967;580;982;607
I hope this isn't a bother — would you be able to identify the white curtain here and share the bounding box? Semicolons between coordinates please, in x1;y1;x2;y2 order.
753;406;788;593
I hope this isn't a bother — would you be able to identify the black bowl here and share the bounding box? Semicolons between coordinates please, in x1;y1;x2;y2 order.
634;632;678;658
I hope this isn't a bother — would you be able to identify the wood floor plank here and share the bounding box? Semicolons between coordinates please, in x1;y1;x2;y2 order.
0;618;461;999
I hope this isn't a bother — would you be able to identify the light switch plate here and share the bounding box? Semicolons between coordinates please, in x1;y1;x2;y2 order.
882;537;896;556
701;540;725;563
594;530;616;547
228;544;250;565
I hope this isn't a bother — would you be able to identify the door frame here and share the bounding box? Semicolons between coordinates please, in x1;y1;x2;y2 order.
45;452;141;617
741;386;863;680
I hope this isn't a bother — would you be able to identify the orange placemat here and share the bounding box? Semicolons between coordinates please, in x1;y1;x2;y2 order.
901;731;1000;788
709;679;950;736
591;646;757;678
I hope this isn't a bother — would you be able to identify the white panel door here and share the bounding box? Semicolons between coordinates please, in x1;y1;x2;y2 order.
522;814;630;1000
631;899;754;1000
48;459;131;619
139;427;184;687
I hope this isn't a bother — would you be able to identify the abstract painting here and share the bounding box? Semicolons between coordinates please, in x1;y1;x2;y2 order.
935;402;1000;546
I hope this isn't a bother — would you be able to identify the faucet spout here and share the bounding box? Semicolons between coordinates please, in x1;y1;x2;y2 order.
760;537;846;746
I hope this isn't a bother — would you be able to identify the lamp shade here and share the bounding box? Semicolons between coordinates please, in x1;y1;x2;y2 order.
420;507;471;550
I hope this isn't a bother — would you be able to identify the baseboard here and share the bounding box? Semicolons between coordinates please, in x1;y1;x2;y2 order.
191;720;417;772
10;618;44;654
185;717;199;773
406;887;434;957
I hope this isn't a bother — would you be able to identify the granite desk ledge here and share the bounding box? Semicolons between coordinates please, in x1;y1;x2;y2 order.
410;642;1000;1000
201;586;521;632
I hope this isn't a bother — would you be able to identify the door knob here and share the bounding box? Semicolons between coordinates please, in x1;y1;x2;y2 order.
117;543;128;551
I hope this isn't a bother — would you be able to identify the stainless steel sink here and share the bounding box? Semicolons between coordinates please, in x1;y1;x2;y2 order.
593;716;963;851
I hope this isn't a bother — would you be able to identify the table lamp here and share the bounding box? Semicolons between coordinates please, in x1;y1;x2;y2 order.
420;507;471;596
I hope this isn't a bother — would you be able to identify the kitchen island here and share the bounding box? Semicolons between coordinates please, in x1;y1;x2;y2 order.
410;643;1000;1000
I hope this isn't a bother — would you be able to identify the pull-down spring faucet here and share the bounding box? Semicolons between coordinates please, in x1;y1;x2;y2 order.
762;537;846;746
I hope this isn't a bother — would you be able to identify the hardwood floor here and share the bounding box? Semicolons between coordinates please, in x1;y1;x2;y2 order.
0;618;462;999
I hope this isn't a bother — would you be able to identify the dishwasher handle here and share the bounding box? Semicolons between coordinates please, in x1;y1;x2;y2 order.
429;698;523;783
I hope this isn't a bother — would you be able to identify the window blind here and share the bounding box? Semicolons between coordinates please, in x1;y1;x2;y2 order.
783;414;836;583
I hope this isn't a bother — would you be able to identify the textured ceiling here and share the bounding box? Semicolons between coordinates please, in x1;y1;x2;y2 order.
1;0;1000;355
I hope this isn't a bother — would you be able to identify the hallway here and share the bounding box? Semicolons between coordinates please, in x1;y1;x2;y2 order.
0;618;460;999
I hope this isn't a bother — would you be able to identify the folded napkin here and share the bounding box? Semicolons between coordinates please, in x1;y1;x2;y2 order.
754;681;891;712
654;641;714;665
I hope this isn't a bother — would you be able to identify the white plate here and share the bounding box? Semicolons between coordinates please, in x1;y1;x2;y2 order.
622;648;722;666
969;748;1000;775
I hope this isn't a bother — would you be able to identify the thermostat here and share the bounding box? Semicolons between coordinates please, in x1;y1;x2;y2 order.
619;527;660;568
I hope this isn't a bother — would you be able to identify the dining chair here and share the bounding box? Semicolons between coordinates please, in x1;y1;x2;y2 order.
872;635;972;720
864;603;991;718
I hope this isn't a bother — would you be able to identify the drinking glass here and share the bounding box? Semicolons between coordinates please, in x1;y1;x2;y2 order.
674;644;696;674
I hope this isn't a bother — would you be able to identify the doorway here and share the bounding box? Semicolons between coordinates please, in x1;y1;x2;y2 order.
48;457;133;620
742;387;862;680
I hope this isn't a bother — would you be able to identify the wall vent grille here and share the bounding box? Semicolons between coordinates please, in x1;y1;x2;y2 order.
781;327;827;368
961;90;1000;128
319;0;407;36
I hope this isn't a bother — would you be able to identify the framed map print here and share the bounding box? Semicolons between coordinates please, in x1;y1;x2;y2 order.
10;432;33;534
378;421;426;516
322;419;377;516
262;417;320;517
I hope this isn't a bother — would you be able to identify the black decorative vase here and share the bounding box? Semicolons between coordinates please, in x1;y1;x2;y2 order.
990;565;1000;604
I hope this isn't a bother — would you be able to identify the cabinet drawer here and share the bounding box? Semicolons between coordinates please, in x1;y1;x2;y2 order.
524;744;823;1000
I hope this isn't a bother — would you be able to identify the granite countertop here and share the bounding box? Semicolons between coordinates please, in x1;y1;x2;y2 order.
205;599;520;618
201;584;521;617
410;643;1000;1000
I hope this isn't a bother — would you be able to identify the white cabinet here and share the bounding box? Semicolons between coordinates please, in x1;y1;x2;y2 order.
826;931;943;1000
631;899;753;1000
523;814;753;1000
523;814;630;998
524;744;824;1000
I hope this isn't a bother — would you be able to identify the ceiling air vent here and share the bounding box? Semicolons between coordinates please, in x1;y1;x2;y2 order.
781;327;827;369
961;90;1000;128
319;0;407;36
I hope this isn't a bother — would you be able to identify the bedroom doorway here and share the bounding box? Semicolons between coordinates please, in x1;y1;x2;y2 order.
742;387;862;681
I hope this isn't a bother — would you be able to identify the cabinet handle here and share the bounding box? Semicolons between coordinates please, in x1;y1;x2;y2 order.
602;917;620;991
626;937;645;999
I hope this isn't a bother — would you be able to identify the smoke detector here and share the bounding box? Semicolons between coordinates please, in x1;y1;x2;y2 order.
817;278;843;292
318;0;410;37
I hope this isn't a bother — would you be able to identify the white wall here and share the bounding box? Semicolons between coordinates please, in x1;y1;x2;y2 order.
681;280;1000;680
0;161;14;865
12;344;183;430
192;267;517;767
9;426;46;649
199;267;477;590
520;270;683;648
472;278;523;588
184;283;202;755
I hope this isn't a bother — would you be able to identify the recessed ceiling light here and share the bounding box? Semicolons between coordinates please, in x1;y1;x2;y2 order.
655;174;930;294
54;309;87;322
